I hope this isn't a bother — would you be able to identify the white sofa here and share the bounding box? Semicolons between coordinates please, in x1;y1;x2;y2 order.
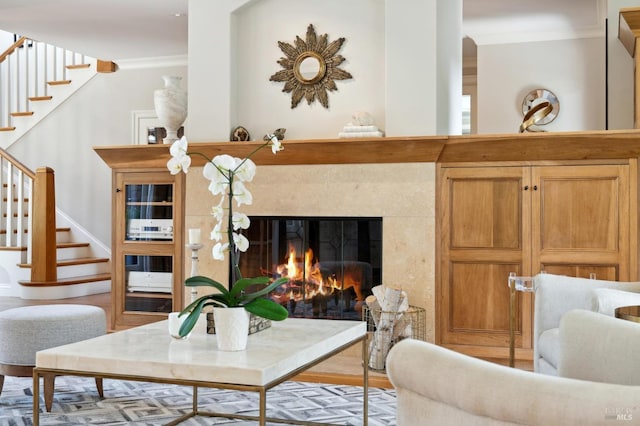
387;310;640;426
533;273;640;375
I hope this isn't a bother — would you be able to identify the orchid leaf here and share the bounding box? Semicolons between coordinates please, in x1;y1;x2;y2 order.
242;277;289;302
244;298;289;321
230;276;270;298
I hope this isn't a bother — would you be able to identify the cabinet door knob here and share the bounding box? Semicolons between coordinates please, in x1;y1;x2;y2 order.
524;185;529;191
533;185;538;191
115;188;121;193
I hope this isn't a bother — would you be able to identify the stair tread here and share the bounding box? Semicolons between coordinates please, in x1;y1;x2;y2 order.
47;80;72;86
18;256;109;268
0;246;27;252
29;96;53;101
18;272;111;287
10;111;34;117
0;127;16;132
66;64;91;69
57;241;90;248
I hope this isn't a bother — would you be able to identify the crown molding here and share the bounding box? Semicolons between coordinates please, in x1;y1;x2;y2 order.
114;55;188;70
469;27;605;46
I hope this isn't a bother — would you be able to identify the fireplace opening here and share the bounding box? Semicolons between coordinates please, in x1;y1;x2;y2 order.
239;217;382;320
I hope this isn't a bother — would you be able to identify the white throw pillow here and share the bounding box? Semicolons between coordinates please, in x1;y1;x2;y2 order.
589;288;640;316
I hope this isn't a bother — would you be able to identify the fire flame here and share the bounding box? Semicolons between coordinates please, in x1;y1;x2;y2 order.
270;246;362;305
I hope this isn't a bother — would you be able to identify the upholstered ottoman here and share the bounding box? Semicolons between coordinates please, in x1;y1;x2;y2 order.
0;304;106;411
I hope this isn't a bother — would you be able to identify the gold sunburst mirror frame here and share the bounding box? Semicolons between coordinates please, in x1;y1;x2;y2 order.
269;24;353;109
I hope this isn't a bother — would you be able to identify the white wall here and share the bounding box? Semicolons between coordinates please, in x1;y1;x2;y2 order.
188;0;461;141
0;30;13;50
233;0;385;140
608;0;640;130
477;37;605;134
7;65;187;245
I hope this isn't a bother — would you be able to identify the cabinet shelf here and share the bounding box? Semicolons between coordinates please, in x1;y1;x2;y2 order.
126;292;172;299
126;201;173;206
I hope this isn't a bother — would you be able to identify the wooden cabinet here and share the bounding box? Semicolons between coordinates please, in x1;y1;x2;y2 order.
110;170;185;331
436;161;636;360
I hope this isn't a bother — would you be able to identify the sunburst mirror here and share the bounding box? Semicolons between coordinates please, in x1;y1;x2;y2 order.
269;24;353;109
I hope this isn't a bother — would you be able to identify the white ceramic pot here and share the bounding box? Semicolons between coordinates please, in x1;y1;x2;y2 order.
213;307;250;351
153;75;187;144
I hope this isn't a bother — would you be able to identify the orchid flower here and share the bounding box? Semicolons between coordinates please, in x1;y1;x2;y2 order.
170;136;188;157
231;181;253;206
232;212;250;230
212;154;236;173
167;137;191;174
234;158;256;182
212;242;229;260
211;220;223;242
166;133;283;288
167;154;191;175
269;135;283;154
211;198;224;222
233;232;249;252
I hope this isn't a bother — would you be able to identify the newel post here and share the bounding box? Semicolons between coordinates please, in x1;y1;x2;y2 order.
31;167;57;282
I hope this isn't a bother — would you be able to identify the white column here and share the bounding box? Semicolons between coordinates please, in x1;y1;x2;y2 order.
436;0;463;135
385;0;462;136
187;0;256;141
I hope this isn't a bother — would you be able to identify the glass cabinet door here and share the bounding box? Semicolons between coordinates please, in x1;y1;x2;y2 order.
125;183;174;241
111;170;184;330
124;254;173;313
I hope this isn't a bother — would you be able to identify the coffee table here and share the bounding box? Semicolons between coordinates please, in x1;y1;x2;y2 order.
33;317;368;426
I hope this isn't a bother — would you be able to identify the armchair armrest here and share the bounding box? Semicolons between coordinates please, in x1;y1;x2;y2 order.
589;288;640;316
533;273;640;370
387;338;640;426
559;309;640;385
534;274;640;337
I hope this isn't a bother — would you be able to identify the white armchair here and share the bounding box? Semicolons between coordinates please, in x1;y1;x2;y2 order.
387;310;640;426
533;273;640;375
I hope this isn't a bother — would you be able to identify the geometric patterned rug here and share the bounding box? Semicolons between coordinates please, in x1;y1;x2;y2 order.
0;376;397;425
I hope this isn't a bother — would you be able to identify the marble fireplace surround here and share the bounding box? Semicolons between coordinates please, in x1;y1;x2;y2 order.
181;137;440;380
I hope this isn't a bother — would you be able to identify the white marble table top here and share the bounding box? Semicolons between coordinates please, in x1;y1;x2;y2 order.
35;317;366;387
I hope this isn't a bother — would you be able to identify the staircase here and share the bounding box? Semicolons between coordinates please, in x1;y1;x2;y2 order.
0;36;113;149
0;37;113;299
17;225;111;300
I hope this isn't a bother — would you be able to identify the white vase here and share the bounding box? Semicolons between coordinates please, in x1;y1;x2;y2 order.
213;307;250;351
153;75;187;144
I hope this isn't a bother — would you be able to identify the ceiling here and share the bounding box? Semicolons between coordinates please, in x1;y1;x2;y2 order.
0;0;606;61
0;0;188;60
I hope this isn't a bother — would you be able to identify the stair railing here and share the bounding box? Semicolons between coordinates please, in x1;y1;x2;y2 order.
0;36;87;131
0;149;56;281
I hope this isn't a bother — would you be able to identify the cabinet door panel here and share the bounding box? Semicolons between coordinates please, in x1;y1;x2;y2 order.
532;165;629;279
439;166;531;349
450;179;521;249
450;262;517;333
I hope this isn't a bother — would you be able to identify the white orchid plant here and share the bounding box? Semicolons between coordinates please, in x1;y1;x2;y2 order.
167;134;289;337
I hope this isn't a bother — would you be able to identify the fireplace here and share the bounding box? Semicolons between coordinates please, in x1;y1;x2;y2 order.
239;217;382;320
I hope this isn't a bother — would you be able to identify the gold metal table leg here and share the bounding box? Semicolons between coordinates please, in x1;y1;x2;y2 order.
363;333;369;426
33;369;40;426
509;277;516;368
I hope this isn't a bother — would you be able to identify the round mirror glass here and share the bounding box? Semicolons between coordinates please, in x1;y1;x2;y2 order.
298;56;322;82
294;52;326;85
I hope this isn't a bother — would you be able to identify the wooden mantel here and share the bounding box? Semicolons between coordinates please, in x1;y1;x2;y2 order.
95;129;640;168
